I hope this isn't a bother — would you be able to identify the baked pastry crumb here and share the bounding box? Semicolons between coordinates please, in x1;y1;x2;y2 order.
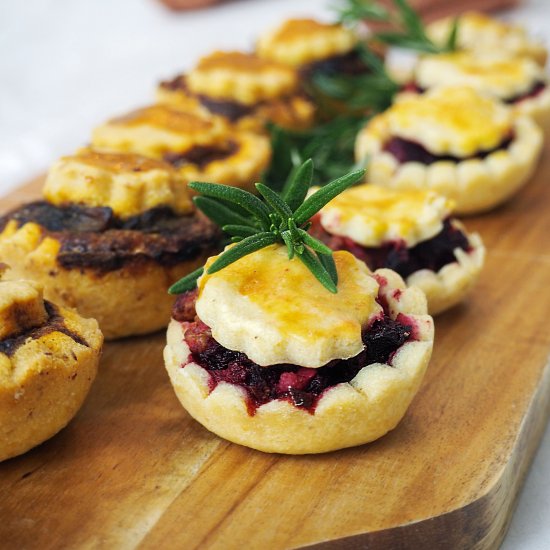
0;268;102;461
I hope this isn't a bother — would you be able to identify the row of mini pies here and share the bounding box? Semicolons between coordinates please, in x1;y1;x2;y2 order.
1;12;547;458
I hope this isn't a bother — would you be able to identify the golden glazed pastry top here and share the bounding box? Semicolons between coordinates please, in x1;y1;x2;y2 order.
257;18;358;67
368;86;513;157
0;275;47;341
187;51;299;105
44;149;193;219
415;52;545;100
195;245;382;368
427;12;547;66
92;105;225;158
319;184;454;248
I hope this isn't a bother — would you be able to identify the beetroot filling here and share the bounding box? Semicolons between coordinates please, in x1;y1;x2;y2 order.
173;290;412;415
383;134;513;165
310;217;471;278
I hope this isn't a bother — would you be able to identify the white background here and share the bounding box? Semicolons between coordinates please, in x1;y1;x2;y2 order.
0;0;549;547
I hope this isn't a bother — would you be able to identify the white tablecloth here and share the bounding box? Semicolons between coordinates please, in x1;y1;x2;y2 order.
0;0;548;547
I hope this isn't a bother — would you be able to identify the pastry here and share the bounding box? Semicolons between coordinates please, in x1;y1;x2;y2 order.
309;184;485;315
158;51;315;131
165;247;433;454
92;105;271;193
356;86;543;215
0;149;221;339
0;265;102;461
413;52;550;134
164;167;433;454
427;11;547;67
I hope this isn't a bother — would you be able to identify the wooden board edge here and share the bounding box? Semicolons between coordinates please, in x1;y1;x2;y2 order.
302;355;550;550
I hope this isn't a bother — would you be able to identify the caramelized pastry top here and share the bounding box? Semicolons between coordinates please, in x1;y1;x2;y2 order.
195;245;382;368
368;86;513;157
92;105;225;158
415;52;545;99
319;184;454;247
257;18;358;67
187;51;299;105
44;149;193;219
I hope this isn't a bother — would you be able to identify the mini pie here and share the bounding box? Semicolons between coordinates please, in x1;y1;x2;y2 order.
0;150;221;340
92;105;271;193
310;184;485;315
0;266;102;462
427;11;548;67
164;245;434;454
414;52;550;134
356;86;544;215
158;51;316;131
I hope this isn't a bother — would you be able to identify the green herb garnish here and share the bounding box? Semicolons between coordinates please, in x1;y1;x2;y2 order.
168;161;365;295
335;0;459;54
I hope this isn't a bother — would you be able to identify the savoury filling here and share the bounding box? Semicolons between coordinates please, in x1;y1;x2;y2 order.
173;290;412;414
310;217;471;279
383;135;514;165
0;202;222;272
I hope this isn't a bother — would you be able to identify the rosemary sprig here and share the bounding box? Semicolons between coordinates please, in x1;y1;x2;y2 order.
168;161;365;295
335;0;459;54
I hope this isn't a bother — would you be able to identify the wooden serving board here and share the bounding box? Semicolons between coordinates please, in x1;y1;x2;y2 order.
1;149;550;550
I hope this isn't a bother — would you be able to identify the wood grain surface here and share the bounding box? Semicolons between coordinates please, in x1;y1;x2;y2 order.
1;148;550;549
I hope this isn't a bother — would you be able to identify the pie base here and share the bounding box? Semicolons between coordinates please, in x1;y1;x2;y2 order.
408;229;485;315
0;221;210;340
356;115;543;215
164;268;434;454
515;85;550;136
0;305;102;462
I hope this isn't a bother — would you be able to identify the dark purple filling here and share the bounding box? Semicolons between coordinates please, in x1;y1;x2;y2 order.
163;141;238;169
384;134;513;165
173;290;412;414
302;48;372;79
310;217;471;279
505;81;546;104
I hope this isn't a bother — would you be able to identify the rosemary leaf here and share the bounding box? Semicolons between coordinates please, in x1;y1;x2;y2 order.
193;196;255;228
297;229;334;256
293;168;366;225
189;181;272;230
168;267;204;295
280;230;295;259
445;17;460;52
282;158;314;211
298;248;338;294
255;183;293;227
222;224;258;237
318;252;338;286
207;232;277;274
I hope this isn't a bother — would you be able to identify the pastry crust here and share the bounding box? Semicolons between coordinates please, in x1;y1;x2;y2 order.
157;77;315;132
427;11;548;67
407;227;485;315
257;18;358;67
92;105;271;193
356;89;544;215
0;276;102;462
164;268;433;454
44;149;193;219
414;52;550;135
0;220;214;340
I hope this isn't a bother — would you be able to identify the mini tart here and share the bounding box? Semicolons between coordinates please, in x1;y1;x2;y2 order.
158;51;315;131
92;105;271;193
257;18;358;68
311;184;485;315
356;86;544;215
0;152;221;340
0;271;102;462
164;246;434;454
414;52;550;135
427;11;548;67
